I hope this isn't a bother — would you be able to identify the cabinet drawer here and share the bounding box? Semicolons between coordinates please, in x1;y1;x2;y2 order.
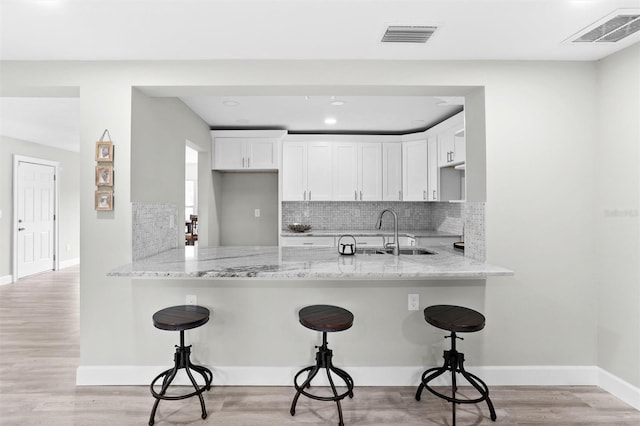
281;236;335;247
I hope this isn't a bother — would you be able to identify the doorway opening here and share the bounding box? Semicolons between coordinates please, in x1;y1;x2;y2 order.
12;155;59;281
185;144;199;246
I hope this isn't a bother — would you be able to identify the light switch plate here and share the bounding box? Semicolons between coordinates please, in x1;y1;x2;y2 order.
255;209;260;217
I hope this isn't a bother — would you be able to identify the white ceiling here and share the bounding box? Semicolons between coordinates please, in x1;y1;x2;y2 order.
1;0;639;151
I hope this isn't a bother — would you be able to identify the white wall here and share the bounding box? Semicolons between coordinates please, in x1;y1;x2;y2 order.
0;135;80;278
595;43;640;388
0;57;634;387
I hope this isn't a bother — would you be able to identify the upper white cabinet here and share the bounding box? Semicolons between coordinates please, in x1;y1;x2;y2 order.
382;143;403;201
211;130;285;171
333;143;382;201
427;137;439;201
282;141;333;201
437;112;465;167
402;139;429;201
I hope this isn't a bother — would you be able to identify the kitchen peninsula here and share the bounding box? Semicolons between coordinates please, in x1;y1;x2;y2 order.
109;244;512;279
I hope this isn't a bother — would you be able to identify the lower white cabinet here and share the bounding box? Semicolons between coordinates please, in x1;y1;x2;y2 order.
281;236;335;247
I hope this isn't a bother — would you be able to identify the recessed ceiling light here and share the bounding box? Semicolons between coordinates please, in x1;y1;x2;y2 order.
330;100;346;106
223;100;239;107
324;117;337;125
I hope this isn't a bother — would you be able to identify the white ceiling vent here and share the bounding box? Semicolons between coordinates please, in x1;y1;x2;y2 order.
381;26;437;43
571;10;640;43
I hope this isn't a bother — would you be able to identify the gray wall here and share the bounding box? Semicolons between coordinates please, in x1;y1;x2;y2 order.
1;51;638;387
219;172;278;246
0;135;80;279
131;90;215;247
595;44;640;388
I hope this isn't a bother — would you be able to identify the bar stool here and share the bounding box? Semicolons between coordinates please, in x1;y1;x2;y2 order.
149;305;213;426
415;305;496;425
290;304;355;426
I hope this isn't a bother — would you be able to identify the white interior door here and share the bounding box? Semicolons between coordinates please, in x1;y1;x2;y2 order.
17;161;55;278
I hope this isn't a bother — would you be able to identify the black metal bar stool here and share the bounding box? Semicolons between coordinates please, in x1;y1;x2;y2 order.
149;305;213;426
415;305;496;425
290;304;355;426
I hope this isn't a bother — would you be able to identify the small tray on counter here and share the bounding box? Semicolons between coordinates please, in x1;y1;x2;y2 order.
453;242;464;251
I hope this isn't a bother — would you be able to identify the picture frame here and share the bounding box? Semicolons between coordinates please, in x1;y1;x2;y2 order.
95;165;113;187
95;190;113;211
95;140;113;162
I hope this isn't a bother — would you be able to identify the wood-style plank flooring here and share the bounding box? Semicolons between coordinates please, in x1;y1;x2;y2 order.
1;267;639;425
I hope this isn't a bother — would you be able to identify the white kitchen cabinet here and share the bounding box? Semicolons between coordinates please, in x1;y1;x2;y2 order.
382;143;403;201
282;142;333;201
437;112;465;167
281;236;335;247
402;139;429;201
333;143;382;201
332;143;358;201
211;131;283;171
427;137;439;201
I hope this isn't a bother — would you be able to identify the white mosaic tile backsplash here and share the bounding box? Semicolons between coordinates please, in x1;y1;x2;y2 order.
282;201;485;259
132;202;180;260
464;202;485;261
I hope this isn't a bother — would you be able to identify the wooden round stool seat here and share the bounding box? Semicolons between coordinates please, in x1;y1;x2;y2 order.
298;304;354;332
424;304;485;333
153;305;210;331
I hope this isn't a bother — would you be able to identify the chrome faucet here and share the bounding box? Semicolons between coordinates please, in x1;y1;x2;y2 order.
376;208;399;256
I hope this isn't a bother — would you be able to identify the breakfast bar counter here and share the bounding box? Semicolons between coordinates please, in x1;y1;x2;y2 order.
108;245;512;279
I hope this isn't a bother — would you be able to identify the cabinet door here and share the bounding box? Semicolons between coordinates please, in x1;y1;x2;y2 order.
438;130;455;166
358;143;382;201
213;138;245;169
332;143;359;201
382;143;403;201
427;137;439;201
247;139;278;169
402;140;428;201
307;142;333;200
282;143;307;201
453;129;465;164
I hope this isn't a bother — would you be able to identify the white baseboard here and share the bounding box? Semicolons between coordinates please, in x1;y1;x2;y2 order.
0;275;12;286
598;367;640;411
77;364;640;411
59;258;80;269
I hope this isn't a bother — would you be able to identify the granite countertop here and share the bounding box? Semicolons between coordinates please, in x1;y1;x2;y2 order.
108;244;512;280
281;229;461;238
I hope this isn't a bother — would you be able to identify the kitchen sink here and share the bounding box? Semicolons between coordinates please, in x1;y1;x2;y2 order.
355;247;436;255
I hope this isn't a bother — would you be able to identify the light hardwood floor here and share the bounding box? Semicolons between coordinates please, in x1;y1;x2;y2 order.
1;267;639;425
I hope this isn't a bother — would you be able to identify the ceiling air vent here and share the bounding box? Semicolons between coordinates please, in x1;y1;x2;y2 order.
381;26;437;43
572;11;640;43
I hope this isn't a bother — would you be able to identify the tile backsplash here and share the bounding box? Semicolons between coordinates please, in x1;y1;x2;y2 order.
282;201;465;233
132;202;180;260
282;201;485;261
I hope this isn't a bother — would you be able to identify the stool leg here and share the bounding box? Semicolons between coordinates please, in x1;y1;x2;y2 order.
290;364;320;416
149;365;179;426
185;364;208;420
325;367;345;426
457;360;497;421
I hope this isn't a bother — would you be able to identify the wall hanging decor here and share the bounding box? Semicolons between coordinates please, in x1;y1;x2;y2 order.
95;129;114;210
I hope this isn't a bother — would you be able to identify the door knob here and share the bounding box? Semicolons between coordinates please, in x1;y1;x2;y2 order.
18;227;25;231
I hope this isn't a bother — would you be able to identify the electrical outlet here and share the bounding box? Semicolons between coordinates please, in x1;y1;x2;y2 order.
186;294;197;305
254;209;260;217
66;244;71;252
408;294;419;311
